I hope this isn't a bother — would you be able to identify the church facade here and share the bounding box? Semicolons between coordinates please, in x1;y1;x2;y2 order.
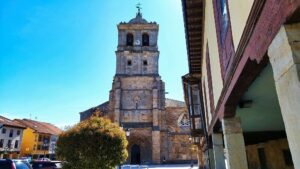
80;11;197;164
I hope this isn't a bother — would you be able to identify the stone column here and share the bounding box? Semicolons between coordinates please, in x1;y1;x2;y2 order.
212;133;226;169
268;23;300;169
222;117;248;169
196;144;205;169
114;89;121;123
152;131;161;164
208;148;215;169
152;88;161;164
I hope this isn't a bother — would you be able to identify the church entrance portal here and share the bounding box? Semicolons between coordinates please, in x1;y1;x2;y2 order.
130;144;141;164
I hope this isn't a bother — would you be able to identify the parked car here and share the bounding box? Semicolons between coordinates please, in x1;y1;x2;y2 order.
36;158;51;162
31;161;62;169
0;159;33;169
51;161;62;169
20;157;32;163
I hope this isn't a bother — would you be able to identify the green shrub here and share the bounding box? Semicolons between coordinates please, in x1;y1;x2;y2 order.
56;116;128;169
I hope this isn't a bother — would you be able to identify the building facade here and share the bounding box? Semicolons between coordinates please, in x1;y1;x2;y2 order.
80;11;197;164
181;0;300;169
0;116;25;159
15;119;62;159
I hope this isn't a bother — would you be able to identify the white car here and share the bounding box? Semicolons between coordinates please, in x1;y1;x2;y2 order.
36;158;51;161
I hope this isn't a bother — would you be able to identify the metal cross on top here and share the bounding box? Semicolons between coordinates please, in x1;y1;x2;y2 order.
136;2;142;13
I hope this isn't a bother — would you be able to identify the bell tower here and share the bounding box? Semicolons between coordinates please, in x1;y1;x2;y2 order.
115;12;159;76
108;9;165;164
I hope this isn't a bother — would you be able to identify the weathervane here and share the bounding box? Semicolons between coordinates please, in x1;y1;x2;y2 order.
136;2;142;13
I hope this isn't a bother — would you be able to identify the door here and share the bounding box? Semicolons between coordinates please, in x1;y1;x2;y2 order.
130;144;141;164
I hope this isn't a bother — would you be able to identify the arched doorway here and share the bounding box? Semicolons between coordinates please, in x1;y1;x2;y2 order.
130;144;141;164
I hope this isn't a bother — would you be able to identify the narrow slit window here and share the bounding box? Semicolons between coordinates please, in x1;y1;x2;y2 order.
143;60;148;66
127;60;132;66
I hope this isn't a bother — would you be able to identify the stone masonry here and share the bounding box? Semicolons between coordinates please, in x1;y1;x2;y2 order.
80;11;197;164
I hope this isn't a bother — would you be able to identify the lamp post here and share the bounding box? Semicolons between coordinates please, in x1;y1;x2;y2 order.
120;124;131;137
125;128;130;137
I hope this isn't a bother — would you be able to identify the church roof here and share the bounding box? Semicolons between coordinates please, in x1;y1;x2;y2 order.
80;99;186;121
79;101;109;121
128;12;148;24
165;98;186;108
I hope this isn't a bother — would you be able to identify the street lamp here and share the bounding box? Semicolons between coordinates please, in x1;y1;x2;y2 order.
193;136;200;145
120;124;131;137
125;128;130;137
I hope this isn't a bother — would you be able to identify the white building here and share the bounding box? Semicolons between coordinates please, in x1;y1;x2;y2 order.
0;116;26;159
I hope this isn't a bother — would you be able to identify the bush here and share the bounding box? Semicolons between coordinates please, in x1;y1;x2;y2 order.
56;116;128;169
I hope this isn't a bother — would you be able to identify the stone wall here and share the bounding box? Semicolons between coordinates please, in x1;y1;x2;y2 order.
161;106;197;163
246;138;293;169
127;128;152;164
116;52;159;75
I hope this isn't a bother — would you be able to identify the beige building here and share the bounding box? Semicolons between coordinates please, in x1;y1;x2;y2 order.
80;10;197;164
181;0;300;169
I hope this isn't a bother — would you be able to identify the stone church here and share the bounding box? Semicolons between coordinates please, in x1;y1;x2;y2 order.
80;10;196;164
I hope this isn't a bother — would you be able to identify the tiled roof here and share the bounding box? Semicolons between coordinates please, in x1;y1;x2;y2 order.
80;101;109;121
0;116;26;129
165;98;186;108
14;119;62;135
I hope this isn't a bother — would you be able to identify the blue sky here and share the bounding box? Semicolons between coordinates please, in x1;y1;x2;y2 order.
0;0;188;128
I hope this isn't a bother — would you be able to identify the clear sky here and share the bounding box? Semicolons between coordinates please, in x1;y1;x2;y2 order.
0;0;188;128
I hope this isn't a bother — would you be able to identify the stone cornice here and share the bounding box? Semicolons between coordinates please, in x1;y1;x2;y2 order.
115;50;159;56
118;24;159;30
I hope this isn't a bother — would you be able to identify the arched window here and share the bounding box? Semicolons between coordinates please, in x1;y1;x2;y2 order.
142;33;149;46
178;113;190;127
126;33;133;46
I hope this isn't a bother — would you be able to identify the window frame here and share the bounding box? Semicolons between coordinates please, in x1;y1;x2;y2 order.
0;139;4;148
142;33;149;46
7;139;12;148
9;129;13;137
2;128;6;134
217;0;229;44
143;60;148;66
127;60;132;66
126;33;134;46
14;140;19;149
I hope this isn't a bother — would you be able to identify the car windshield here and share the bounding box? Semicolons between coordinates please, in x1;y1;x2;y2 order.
15;161;31;169
0;161;11;169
